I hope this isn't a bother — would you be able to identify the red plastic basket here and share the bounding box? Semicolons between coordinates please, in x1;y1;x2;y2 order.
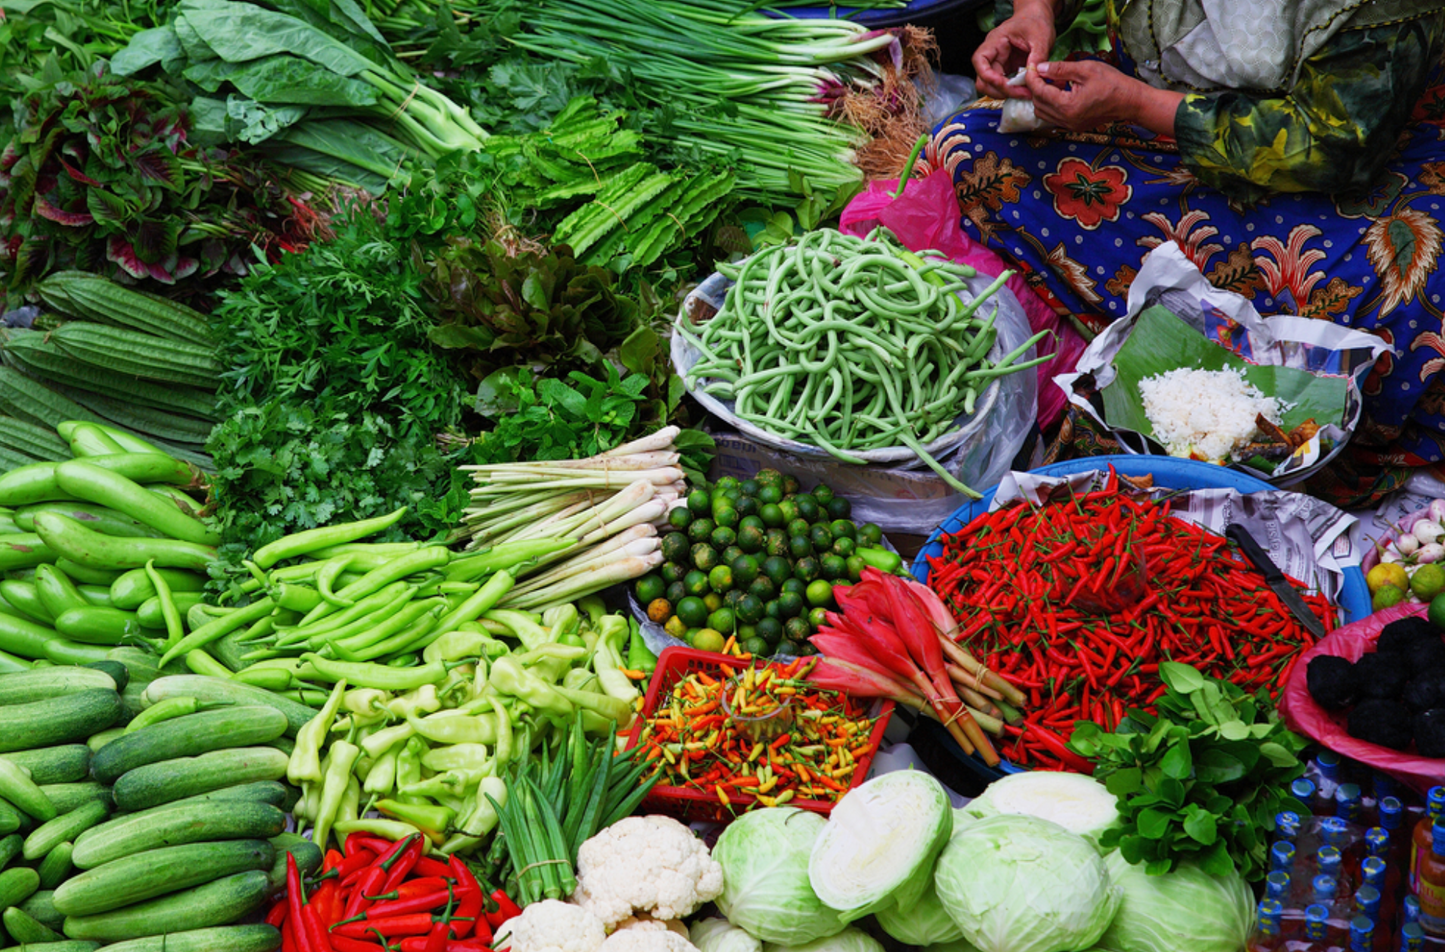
623;646;894;822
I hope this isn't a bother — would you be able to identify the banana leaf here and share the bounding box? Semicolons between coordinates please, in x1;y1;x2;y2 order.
1101;305;1348;449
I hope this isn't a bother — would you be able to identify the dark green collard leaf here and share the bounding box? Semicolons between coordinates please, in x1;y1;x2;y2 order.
202;54;379;107
110;26;183;76
176;0;378;77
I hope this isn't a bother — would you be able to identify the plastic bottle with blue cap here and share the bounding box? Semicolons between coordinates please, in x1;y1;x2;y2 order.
1412;788;1445;896
1249;899;1286;951
1416;814;1445;936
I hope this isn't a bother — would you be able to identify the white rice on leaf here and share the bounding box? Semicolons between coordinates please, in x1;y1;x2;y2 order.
1137;367;1286;462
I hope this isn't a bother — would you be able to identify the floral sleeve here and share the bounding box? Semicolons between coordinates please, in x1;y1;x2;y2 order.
1173;16;1445;203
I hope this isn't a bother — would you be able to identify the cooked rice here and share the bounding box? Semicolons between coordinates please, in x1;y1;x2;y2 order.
1137;367;1285;462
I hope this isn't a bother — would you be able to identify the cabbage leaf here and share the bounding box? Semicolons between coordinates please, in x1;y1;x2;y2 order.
761;926;884;952
965;772;1119;850
713;807;845;944
1094;853;1253;952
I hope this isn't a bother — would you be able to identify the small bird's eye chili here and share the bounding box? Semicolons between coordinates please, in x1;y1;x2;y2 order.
926;467;1332;771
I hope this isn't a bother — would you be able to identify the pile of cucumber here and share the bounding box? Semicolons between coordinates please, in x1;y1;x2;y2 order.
0;664;317;952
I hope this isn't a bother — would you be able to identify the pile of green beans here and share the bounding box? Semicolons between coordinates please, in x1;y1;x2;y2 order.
681;227;1052;497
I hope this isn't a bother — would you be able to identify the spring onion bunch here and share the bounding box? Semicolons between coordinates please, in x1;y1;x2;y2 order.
455;0;913;199
460;427;686;609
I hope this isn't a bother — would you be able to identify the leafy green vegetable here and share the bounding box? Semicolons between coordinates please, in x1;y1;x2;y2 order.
1067;661;1309;881
711;807;845;946
1095;853;1254;952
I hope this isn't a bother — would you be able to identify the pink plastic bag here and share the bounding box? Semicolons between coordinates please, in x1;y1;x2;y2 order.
839;169;1085;429
1278;603;1445;794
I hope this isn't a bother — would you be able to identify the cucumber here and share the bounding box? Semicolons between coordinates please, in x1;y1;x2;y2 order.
140;676;316;737
20;888;64;929
5;943;100;952
0;865;39;909
0;799;24;836
135;592;204;630
263;833;322;894
37;838;74;888
0;689;122;752
86;728;126;753
54;839;274;916
60;869;270;942
0;667;116;706
111;748;289;812
0;746;90;785
109;569;208;611
80;660;128;693
154;781;289;812
0;831;21;866
35;783;111;815
92;706;288;785
80;924;280;952
5;902;63;943
0;758;56;821
73;800;285;869
23;800;109;861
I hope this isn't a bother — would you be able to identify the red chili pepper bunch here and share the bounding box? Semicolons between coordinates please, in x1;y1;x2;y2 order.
925;468;1334;772
268;832;523;952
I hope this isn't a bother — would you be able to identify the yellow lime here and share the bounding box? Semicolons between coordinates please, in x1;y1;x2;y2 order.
1374;584;1407;611
1368;562;1410;595
693;628;726;653
1413;563;1445;600
1430;593;1445;630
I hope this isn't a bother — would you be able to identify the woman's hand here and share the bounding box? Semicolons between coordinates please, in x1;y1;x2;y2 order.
1024;60;1184;136
973;0;1058;100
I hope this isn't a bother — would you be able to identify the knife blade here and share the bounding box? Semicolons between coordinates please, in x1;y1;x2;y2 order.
1225;523;1327;639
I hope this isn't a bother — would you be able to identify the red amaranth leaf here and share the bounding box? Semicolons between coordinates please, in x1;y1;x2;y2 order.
32;196;95;227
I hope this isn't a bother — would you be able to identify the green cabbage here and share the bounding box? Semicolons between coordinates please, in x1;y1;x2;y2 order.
761;926;884;952
924;941;984;952
1095;853;1254;952
712;807;845;945
874;873;962;946
808;771;953;923
690;918;762;952
934;814;1122;952
964;772;1119;850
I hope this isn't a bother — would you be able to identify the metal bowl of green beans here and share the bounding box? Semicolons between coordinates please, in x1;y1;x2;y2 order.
674;228;1046;498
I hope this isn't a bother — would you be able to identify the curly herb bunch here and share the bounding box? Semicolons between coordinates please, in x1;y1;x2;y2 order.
1068;662;1309;881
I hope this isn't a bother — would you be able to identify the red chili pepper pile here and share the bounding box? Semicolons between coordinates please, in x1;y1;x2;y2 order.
269;833;520;952
925;469;1334;772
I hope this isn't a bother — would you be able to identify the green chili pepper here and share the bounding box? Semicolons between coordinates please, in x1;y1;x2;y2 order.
288;679;348;786
376;798;453;836
251;508;408;572
300;654;446;691
311;739;360;851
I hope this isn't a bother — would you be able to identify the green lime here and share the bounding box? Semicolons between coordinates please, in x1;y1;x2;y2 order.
762;556;793;587
1414;563;1445;600
809;524;834;552
676;596;709;628
713;506;740;530
805;578;834;607
808;606;830;629
787;517;811;540
778;500;800;523
694;628;727;653
724;589;745;610
739;514;765;534
777;591;804;619
858;522;883;546
821;554;849;581
738;624;758;641
813;484;836;506
716;476;740;493
759;504;785;529
708;565;735;593
758;484;784;506
788;536;813;560
661;561;687;584
707;607;737;634
1430;592;1445;630
795;495;820;522
692;544;719;572
687;489;712;516
737;525;765;554
794;557;821;583
684;570;710;597
740;478;761;497
756;468;783;488
765;530;790;558
781;577;807;598
832;537;856;559
737;594;764;624
687;518;715;544
646;598;673;623
764;599;781;620
743;636;770;658
683;628;699;647
664;615;687;640
731;555;760;586
784;616;811;642
781;474;801;496
756;616;783;645
668;506;693;531
826;497;852;520
830;519;856;541
736;496;760;519
846;555;866;582
635;575;665;605
661;532;690;564
1373;585;1407;611
722;546;746;568
747;575;777;602
704;592;723;612
666;581;687;606
710;526;737;550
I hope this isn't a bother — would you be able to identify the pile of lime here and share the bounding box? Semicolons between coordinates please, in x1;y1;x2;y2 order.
632;469;900;657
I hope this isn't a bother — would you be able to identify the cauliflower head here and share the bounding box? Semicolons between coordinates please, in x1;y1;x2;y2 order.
574;815;724;929
614;915;690;937
598;929;700;952
493;899;607;952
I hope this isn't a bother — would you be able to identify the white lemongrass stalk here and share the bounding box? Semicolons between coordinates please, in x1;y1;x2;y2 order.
519;527;661;585
468;467;684;492
600;426;680;457
502;554;665;610
463;494;594;540
464;451;680;474
571;498;668;549
506;481;656;544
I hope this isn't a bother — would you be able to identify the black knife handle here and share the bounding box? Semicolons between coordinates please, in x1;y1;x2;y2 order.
1226;523;1284;584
